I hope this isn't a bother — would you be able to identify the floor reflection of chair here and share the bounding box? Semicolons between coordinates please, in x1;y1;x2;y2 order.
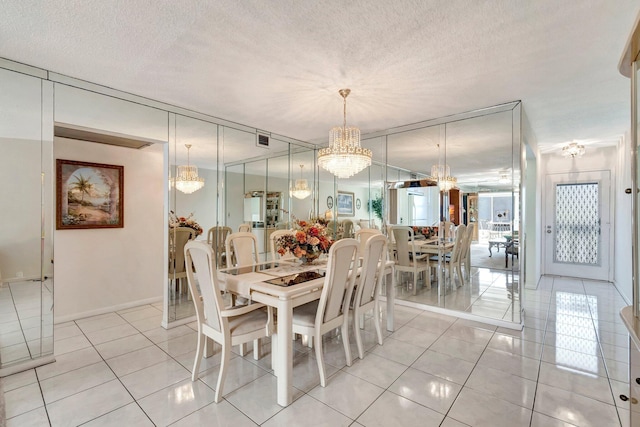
392;226;430;295
207;226;232;268
184;241;272;403
292;239;358;386
169;227;195;297
351;234;386;359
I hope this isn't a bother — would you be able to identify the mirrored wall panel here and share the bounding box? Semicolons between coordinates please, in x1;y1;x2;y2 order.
0;69;55;371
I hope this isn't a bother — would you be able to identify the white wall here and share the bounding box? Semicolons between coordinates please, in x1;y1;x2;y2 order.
539;145;623;287
54;137;165;321
615;134;632;303
318;181;379;226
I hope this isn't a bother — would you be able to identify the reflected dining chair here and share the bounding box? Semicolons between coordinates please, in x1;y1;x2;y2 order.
461;223;475;279
352;234;387;359
505;231;519;268
225;232;259;272
342;219;355;238
430;224;466;288
355;228;382;258
168;227;195;296
391;226;431;295
292;238;358;387
269;229;295;261
184;241;272;403
207;226;232;268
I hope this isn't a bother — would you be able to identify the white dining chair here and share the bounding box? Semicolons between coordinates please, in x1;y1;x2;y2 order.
351;234;387;359
184;241;272;403
355;228;382;258
391;226;431;295
206;226;232;268
269;229;295;261
238;223;252;232
292;238;358;387
225;232;259;271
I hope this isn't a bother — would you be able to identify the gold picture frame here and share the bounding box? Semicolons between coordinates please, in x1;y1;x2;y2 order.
56;159;124;229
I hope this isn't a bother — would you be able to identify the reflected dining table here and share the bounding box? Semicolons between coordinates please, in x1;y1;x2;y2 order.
218;258;395;407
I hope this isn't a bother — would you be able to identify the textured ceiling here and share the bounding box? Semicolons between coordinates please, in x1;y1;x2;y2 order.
1;1;638;154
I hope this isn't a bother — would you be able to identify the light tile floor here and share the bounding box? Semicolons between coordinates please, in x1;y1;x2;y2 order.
0;280;54;366
2;274;630;426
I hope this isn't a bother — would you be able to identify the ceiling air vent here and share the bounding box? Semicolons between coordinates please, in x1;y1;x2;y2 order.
54;123;158;149
256;131;270;148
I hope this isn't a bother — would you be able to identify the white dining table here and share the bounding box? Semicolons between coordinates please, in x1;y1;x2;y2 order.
218;258;395;407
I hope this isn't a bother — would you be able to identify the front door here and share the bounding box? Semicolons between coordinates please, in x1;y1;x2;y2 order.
544;171;612;281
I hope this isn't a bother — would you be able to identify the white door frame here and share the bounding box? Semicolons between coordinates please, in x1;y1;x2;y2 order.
543;170;613;281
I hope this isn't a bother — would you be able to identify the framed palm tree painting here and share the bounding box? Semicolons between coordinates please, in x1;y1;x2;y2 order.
56;159;124;229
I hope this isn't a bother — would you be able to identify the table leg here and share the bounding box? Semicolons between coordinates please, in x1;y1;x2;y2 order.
488;243;493;257
385;268;395;332
276;297;293;407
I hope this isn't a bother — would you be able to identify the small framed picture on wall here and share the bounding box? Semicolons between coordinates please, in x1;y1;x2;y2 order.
337;191;354;216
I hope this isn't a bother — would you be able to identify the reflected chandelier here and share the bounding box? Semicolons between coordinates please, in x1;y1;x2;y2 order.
318;89;372;179
562;141;586;158
290;164;311;199
174;144;205;194
430;164;457;191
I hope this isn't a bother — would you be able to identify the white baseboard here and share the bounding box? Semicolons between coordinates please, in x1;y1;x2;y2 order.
54;296;163;324
385;297;524;330
0;355;56;378
2;275;41;285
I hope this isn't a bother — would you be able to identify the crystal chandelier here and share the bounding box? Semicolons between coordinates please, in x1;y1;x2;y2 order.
318;89;372;179
290;164;311;199
562;142;586;158
430;164;457;191
174;144;205;194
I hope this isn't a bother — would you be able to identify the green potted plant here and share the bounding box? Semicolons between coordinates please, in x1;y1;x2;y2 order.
368;196;384;226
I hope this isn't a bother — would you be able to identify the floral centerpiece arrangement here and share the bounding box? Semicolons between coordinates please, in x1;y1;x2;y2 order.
169;211;203;237
276;218;333;264
412;225;438;239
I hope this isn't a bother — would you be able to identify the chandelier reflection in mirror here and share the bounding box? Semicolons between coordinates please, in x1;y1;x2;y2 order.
318;89;372;179
562;141;586;158
290;164;311;199
430;164;458;191
173;144;205;194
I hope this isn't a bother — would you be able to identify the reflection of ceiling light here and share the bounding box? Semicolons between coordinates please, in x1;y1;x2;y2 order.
318;89;372;179
430;164;458;191
290;164;311;199
174;144;205;194
562;142;585;158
